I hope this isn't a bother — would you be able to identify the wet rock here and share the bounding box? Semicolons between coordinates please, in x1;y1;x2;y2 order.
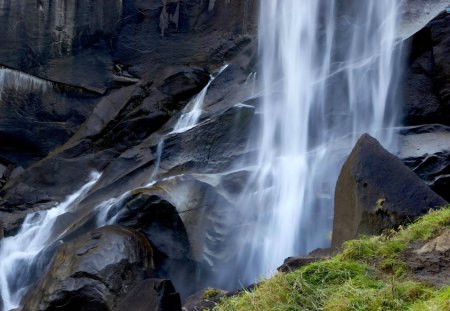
403;12;450;125
399;125;450;201
157;67;210;101
0;68;99;168
21;225;155;311
159;104;255;177
0;0;258;92
404;151;450;201
0;1;122;91
403;229;450;286
110;176;239;296
332;134;447;249
116;279;181;311
110;190;190;262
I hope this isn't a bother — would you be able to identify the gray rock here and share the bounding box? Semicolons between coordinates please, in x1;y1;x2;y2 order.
332;134;447;249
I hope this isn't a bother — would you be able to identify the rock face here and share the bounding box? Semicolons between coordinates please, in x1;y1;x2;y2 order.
332;134;447;249
21;226;155;311
403;12;450;125
0;68;99;172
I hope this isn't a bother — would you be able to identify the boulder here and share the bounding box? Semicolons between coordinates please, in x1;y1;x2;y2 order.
332;134;447;248
21;225;155;311
115;279;181;311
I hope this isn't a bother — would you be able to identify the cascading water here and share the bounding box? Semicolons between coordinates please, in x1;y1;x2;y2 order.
0;172;101;311
172;64;229;134
232;0;402;284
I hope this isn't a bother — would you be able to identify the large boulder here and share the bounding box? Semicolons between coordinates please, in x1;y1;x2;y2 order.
332;134;447;248
21;225;155;311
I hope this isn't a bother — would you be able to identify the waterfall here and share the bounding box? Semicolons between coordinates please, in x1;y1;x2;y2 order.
0;173;101;311
232;0;402;284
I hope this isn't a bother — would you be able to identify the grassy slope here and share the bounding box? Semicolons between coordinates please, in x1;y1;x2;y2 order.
216;207;450;311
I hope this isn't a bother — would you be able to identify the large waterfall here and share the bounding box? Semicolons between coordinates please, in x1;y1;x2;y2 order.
233;0;402;283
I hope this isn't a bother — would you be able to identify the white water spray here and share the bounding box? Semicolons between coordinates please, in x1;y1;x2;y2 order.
0;173;101;311
234;0;402;283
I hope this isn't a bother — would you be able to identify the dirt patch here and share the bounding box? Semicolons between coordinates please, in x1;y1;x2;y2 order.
403;229;450;286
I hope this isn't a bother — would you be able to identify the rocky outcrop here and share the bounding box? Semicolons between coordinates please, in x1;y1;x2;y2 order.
21;225;155;311
332;134;447;249
403;12;450;125
116;279;181;311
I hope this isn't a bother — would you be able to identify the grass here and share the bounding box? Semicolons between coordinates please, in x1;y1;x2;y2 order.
215;206;450;311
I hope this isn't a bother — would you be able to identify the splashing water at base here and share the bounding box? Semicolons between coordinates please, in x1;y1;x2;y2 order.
229;0;403;284
0;172;101;311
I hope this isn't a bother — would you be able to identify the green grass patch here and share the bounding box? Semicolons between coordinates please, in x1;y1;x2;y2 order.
215;206;450;311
